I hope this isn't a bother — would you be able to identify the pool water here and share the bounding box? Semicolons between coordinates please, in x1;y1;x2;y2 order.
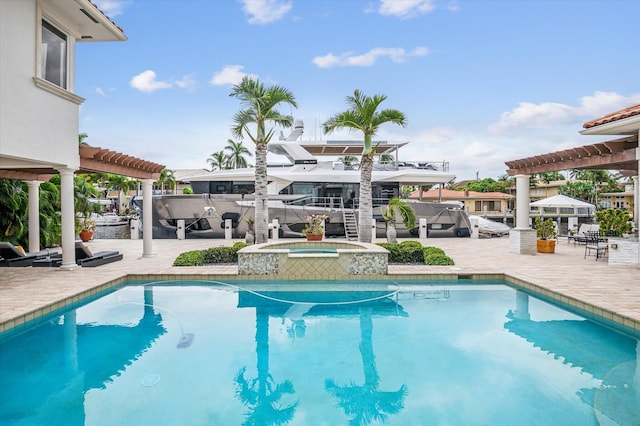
0;280;638;425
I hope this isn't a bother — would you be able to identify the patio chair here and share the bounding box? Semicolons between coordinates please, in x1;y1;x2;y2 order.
74;241;123;267
584;231;608;261
0;242;48;267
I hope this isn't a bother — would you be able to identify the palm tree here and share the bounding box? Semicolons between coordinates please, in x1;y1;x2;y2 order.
380;198;416;243
156;168;176;195
78;132;89;145
338;155;359;169
207;151;228;171
224;139;253;169
323;90;406;242
230;77;297;244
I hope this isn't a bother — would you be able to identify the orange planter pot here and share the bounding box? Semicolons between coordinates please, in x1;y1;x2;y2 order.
305;233;323;241
536;239;556;254
79;230;93;242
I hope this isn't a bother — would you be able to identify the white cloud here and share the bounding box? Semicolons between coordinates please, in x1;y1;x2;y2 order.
95;87;106;96
239;0;292;24
175;74;198;91
130;70;172;93
379;0;436;18
487;91;640;134
92;0;128;18
210;65;258;86
312;46;428;68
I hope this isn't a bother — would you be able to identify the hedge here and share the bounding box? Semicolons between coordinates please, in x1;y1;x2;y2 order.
173;242;249;266
376;242;454;265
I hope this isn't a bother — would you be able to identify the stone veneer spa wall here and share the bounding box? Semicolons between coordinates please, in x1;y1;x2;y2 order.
237;241;388;277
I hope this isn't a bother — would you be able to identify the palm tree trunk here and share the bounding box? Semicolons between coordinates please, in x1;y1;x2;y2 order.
358;156;374;242
254;142;269;243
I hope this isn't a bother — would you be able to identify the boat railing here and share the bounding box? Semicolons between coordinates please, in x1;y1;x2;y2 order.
286;196;343;209
376;160;449;172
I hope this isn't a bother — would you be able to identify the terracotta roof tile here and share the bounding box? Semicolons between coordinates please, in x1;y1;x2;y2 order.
583;103;640;129
87;0;125;35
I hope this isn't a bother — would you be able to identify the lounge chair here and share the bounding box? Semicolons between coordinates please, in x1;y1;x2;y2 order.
584;231;608;260
0;242;48;267
74;241;123;267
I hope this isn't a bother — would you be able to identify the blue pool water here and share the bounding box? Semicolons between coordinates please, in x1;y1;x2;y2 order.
0;280;638;425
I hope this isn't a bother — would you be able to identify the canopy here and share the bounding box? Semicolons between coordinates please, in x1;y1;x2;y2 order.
530;194;594;209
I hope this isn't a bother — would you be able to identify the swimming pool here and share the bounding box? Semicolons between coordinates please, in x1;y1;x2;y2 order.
0;279;638;425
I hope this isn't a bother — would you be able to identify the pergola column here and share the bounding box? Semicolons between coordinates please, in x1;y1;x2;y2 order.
26;180;41;253
58;167;78;269
141;178;154;258
509;174;536;255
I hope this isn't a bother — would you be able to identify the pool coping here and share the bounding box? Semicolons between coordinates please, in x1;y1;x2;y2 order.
2;271;639;338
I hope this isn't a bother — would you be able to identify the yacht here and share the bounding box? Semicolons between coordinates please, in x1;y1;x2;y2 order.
143;120;471;239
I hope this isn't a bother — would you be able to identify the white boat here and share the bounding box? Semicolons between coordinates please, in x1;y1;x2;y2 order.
140;120;472;239
92;212;127;226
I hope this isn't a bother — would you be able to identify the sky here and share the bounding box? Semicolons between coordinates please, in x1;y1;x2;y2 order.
77;0;640;182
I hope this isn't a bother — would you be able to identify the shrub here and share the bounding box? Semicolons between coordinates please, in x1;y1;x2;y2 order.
173;242;250;266
376;242;424;263
400;240;422;249
424;253;455;265
422;246;445;258
173;250;205;266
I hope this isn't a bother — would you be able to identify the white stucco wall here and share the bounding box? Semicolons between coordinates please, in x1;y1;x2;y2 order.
0;0;80;171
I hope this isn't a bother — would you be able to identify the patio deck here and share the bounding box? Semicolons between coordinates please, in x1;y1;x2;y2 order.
1;236;638;334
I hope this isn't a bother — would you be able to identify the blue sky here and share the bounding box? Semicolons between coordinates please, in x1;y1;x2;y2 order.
77;0;640;181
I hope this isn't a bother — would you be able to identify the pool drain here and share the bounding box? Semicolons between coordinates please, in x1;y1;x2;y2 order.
140;373;161;387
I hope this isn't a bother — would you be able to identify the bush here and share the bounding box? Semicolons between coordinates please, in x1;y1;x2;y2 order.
376;242;425;263
422;246;445;258
173;242;250;266
400;240;423;249
424;253;455;265
173;250;205;266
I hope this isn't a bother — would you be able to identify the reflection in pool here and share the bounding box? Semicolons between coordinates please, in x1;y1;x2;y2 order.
0;280;638;425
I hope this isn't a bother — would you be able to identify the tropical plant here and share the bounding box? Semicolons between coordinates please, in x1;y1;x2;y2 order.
595;208;632;236
207;151;228;171
323;90;406;242
338;155;359;168
0;178;28;246
74;175;100;233
301;214;328;234
224;138;252;169
156;168;176;194
534;217;556;240
379;153;395;164
230;77;297;244
380;198;416;230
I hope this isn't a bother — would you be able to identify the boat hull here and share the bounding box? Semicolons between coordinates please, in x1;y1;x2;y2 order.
135;194;472;239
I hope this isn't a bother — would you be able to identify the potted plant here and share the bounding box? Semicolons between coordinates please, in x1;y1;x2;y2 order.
534;217;557;253
77;216;97;242
302;214;328;241
380;198;416;243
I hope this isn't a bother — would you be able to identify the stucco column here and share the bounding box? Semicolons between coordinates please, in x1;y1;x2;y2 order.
141;178;154;258
59;168;78;269
26;180;41;253
509;173;537;255
515;174;531;229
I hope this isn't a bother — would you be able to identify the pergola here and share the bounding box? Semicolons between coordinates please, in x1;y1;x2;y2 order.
0;145;164;181
0;145;164;268
504;103;639;265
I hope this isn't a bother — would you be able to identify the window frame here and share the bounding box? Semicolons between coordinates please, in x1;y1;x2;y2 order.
33;7;83;105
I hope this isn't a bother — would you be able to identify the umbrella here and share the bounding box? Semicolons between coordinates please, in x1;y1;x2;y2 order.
530;195;594;209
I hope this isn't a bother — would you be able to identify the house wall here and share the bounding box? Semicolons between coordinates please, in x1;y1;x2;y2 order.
0;0;80;171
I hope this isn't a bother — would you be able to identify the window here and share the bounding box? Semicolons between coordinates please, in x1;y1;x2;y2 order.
41;20;67;89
